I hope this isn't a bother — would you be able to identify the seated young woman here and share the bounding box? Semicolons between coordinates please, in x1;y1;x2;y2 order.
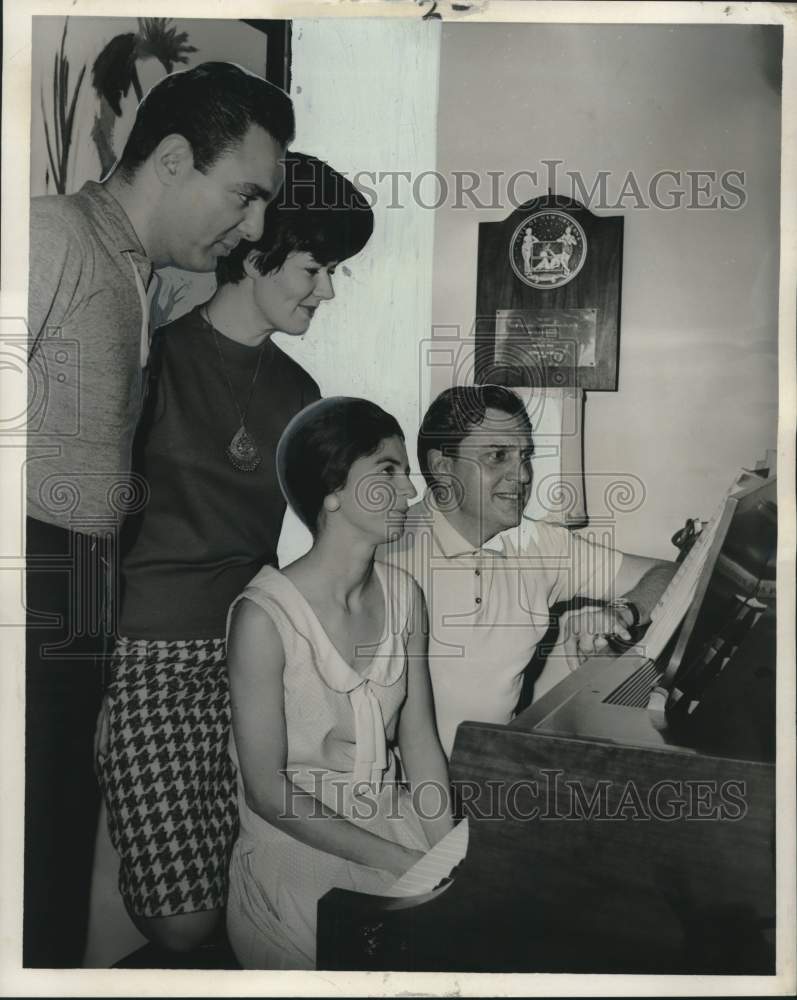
225;397;453;969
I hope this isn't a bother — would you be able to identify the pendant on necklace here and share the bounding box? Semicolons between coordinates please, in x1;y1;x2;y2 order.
226;424;262;472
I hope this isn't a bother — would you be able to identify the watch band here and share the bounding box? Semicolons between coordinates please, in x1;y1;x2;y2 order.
610;598;641;629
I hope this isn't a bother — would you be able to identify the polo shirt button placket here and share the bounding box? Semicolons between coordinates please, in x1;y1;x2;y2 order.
474;555;483;606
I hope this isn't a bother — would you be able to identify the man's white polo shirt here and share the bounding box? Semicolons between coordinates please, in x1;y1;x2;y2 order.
379;496;623;757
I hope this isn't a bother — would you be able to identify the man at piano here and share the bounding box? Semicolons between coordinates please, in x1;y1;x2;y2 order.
379;385;677;758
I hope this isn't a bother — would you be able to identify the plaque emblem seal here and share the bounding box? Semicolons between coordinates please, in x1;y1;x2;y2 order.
509;210;587;289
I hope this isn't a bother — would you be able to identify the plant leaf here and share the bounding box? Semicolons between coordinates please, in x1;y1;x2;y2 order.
41;93;61;192
63;63;87;179
59;58;69;162
65;63;86;135
52;52;61;170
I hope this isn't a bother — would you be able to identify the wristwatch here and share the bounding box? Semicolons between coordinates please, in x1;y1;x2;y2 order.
609;598;642;631
605;599;644;655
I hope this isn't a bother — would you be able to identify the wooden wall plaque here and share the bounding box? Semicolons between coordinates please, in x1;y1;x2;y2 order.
475;195;623;390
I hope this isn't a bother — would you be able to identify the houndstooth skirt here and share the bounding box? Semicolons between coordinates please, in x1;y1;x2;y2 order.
98;636;238;918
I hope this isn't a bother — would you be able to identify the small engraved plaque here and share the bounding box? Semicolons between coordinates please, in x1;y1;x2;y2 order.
494;308;598;386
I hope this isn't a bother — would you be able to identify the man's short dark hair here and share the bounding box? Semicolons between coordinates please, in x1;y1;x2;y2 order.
117;62;294;178
215;152;374;285
278;397;403;534
417;385;533;488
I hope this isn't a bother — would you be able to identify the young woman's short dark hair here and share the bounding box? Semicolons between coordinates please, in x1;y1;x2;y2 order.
117;62;295;178
417;385;533;488
216;153;375;285
277;397;403;533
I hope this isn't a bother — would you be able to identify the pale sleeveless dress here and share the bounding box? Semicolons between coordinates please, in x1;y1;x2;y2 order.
226;562;431;970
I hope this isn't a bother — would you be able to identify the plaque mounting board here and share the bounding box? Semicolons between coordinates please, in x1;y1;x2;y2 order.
475;195;623;391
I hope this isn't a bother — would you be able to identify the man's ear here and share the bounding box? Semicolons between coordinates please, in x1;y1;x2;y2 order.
151;134;194;186
426;448;452;479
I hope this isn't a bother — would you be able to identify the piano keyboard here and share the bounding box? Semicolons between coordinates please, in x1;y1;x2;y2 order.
385;819;470;898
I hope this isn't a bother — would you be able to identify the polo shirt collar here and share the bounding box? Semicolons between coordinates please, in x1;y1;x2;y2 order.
421;492;507;558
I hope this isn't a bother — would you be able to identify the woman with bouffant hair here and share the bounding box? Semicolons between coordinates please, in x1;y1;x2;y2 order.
225;398;452;969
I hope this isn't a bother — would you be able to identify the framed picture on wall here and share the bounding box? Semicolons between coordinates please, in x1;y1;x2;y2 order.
241;19;292;92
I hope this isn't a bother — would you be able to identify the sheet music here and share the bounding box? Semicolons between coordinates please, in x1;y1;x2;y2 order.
643;473;747;663
385;819;469;898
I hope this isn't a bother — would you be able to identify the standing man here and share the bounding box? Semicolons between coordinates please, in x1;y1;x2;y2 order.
380;385;676;758
25;62;294;968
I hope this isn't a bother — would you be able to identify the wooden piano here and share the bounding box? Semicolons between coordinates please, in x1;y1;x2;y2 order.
317;474;776;974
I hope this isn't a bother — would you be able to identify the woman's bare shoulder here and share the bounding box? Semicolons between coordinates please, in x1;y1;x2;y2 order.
228;596;285;663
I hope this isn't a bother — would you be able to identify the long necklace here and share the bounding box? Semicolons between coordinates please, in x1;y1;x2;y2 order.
203;306;266;472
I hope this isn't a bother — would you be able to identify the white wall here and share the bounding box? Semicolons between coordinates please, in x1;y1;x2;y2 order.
282;16;440;448
277;17;441;564
432;23;780;558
